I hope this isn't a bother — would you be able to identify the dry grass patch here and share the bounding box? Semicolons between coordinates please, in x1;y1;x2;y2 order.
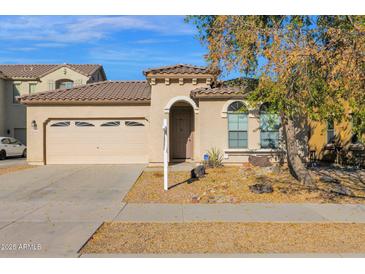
81;222;365;254
0;165;35;176
124;166;365;204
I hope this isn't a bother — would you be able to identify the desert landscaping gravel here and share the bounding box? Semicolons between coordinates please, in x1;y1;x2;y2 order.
123;166;365;204
81;222;365;254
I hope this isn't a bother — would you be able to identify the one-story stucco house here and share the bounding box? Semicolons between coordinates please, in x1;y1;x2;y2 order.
19;64;360;166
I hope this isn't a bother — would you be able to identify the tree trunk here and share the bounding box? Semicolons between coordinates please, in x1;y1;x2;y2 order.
282;117;316;188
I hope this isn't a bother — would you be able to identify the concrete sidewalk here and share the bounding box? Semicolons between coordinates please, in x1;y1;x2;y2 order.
114;203;365;223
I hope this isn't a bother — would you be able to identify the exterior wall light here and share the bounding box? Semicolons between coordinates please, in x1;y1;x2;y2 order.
31;120;37;130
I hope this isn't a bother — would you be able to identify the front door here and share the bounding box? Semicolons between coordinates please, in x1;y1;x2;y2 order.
170;107;194;159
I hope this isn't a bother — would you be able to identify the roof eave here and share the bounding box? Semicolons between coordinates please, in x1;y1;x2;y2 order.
20;100;151;106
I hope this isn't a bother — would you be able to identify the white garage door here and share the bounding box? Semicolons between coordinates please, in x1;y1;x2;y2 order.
46;119;148;164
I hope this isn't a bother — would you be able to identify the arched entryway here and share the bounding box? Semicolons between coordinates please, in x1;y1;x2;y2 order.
169;102;195;160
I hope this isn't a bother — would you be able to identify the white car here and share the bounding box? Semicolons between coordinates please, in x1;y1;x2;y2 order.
0;137;27;160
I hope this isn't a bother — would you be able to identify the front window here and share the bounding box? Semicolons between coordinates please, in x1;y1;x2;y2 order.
260;103;280;149
56;79;74;90
228;101;248;148
327;119;335;144
351;114;363;143
13;84;21;104
29;83;36;94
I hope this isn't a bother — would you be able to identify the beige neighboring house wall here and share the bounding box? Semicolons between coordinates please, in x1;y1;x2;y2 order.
26;105;150;165
0;64;105;144
0;77;6;136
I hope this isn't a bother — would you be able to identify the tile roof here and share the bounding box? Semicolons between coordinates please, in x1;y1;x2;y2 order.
0;64;103;79
191;78;258;99
0;70;6;79
20;81;151;105
143;64;219;76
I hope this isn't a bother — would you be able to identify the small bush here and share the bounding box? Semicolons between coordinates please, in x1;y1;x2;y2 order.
205;147;224;168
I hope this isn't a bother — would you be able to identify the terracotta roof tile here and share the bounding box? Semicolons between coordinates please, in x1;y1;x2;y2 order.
143;64;219;76
191;78;258;99
0;64;103;79
20;81;151;105
0;70;6;79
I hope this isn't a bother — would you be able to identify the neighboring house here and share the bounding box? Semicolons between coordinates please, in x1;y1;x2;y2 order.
0;64;106;144
20;64;360;165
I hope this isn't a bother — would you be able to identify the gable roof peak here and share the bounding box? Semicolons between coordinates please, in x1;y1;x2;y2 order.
0;64;103;79
143;63;220;76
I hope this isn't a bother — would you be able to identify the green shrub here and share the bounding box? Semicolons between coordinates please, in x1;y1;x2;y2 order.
205;147;224;168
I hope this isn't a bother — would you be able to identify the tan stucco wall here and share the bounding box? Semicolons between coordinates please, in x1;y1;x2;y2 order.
198;99;283;163
26;104;150;165
3;67;100;143
148;78;209;164
0;79;5;136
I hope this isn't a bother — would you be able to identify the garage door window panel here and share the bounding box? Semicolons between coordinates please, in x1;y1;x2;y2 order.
125;121;144;127
75;121;95;127
50;121;71;127
101;121;120;127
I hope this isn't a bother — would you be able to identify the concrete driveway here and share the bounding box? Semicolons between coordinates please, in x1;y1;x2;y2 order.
0;164;145;257
0;157;27;167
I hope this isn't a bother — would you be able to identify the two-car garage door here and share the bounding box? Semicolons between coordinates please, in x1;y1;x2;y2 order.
46;119;148;164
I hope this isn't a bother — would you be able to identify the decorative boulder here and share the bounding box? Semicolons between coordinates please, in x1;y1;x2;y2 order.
249;183;274;194
190;165;206;179
249;155;272;167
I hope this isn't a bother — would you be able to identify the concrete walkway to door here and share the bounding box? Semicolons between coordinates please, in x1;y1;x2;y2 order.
0;164;145;257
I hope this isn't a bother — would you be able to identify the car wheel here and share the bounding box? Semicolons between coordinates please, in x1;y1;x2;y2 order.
22;149;27;158
0;150;6;160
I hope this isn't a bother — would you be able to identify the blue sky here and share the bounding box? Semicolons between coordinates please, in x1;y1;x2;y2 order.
0;16;229;80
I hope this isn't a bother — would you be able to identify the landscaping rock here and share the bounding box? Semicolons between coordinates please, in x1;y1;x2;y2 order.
329;184;354;197
320;175;341;184
249;155;272;167
266;165;281;173
191;165;206;179
191;195;200;203
249;183;274;194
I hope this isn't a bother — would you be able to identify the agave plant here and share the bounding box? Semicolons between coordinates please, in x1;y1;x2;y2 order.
206;147;224;168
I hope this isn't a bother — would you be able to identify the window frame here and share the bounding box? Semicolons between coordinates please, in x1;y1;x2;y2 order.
12;83;21;104
55;79;74;90
227;101;248;149
28;83;36;94
259;103;280;149
326;119;335;144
